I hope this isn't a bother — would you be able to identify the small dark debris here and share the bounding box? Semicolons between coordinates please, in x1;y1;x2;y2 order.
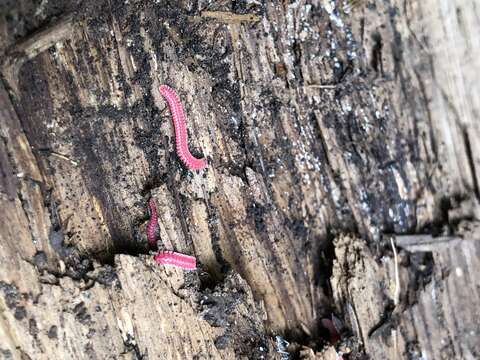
370;31;384;75
66;257;93;281
73;302;91;325
32;251;48;270
409;252;434;289
28;318;39;339
84;342;96;358
39;273;60;285
0;281;18;309
200;293;237;327
122;333;145;360
285;217;309;239
47;325;58;339
14;306;27;320
247;202;267;233
87;328;96;338
214;334;230;350
93;265;118;286
49;229;73;258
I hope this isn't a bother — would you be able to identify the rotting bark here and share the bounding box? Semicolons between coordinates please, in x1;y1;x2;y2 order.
0;0;479;359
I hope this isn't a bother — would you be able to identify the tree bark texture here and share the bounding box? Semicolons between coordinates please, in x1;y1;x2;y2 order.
0;0;479;359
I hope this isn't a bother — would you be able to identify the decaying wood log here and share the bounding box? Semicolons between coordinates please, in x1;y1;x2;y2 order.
0;0;479;359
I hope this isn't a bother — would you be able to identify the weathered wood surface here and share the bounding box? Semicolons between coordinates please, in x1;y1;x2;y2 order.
0;0;479;359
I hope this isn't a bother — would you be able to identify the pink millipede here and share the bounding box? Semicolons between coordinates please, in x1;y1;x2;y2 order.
146;199;159;249
321;317;340;345
154;250;197;270
159;85;207;170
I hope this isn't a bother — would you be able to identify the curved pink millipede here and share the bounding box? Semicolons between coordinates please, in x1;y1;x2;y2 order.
159;85;207;170
146;199;159;249
154;250;197;270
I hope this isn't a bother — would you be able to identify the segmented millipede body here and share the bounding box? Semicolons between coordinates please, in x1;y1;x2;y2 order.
154;250;197;270
158;85;207;170
146;199;159;249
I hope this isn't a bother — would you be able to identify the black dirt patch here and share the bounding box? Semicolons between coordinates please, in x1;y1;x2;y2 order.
197;272;270;358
